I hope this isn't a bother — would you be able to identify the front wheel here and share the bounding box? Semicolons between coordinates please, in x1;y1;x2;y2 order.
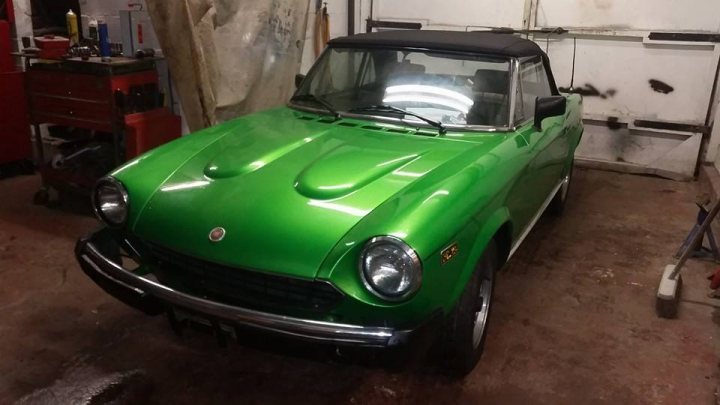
548;161;574;216
436;240;498;376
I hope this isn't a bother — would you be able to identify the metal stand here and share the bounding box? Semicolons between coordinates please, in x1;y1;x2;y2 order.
657;198;720;318
669;200;720;282
31;123;51;205
674;202;720;262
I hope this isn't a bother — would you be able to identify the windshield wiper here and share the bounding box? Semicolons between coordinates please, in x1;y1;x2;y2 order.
290;93;340;120
348;104;446;135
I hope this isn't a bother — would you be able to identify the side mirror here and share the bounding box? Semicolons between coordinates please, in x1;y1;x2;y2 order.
295;73;306;89
534;96;566;129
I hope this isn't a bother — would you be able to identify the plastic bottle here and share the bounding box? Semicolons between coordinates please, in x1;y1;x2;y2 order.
88;18;98;42
66;9;79;45
98;19;110;61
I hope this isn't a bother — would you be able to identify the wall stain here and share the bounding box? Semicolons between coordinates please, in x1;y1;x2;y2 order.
606;116;622;130
649;79;674;94
559;83;617;99
594;0;613;10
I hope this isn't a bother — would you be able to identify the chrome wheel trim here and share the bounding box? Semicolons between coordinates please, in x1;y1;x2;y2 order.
472;276;493;348
560;172;571;201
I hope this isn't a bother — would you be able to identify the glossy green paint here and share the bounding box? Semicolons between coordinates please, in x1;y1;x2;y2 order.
111;95;582;328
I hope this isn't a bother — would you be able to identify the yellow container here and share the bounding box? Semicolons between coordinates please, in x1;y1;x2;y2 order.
66;9;79;45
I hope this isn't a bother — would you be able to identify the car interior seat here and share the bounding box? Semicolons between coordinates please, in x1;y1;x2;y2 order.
466;69;510;126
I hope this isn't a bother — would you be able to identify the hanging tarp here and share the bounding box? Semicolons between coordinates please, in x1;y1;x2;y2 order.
145;0;310;131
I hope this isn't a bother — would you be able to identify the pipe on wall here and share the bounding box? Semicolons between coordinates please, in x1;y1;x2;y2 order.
347;0;354;35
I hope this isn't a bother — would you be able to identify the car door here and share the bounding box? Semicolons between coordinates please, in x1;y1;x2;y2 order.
508;58;569;233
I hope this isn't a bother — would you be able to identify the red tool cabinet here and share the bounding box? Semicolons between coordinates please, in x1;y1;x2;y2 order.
27;65;159;133
0;18;32;170
0;71;31;167
22;56;181;202
125;108;181;160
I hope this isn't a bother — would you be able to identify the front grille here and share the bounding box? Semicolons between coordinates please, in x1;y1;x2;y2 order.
147;243;344;315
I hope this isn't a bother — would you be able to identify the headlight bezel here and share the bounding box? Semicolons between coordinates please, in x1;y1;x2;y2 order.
359;235;423;302
91;176;129;228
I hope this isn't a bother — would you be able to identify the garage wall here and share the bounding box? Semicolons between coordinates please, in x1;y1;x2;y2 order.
76;0;148;41
343;0;720;180
10;0;148;47
542;35;720;179
374;0;527;30
300;1;348;73
535;0;720;32
535;0;720;179
544;38;716;124
9;0;32;56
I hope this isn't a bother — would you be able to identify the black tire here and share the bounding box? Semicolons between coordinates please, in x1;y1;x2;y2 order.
548;161;573;216
437;239;498;377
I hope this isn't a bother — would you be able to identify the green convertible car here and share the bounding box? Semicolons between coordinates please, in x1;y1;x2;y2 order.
76;30;582;375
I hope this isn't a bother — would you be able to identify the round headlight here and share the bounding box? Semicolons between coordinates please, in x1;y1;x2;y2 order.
360;236;422;301
92;177;129;227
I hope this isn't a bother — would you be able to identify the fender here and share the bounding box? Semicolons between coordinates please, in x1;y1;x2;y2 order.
444;206;511;311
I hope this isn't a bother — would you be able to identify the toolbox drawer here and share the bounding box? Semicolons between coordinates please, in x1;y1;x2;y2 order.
30;94;113;123
31;111;113;133
26;62;163;133
27;71;110;101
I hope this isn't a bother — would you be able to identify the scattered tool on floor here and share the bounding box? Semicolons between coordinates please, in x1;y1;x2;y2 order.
657;197;720;318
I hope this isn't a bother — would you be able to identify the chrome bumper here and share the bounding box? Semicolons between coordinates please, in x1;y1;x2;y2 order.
75;230;413;347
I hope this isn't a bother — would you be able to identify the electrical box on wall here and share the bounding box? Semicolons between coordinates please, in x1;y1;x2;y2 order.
119;10;160;56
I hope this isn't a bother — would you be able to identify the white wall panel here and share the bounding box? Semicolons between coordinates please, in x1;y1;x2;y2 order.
576;123;702;180
536;0;720;32
10;0;33;53
374;0;526;29
301;0;348;73
77;0;150;42
542;37;718;124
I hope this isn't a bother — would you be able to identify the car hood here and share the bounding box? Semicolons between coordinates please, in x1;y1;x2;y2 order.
130;108;498;279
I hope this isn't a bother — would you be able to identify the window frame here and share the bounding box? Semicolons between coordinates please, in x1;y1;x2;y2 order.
511;55;554;128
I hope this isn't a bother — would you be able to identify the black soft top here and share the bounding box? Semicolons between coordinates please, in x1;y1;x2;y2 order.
328;30;559;95
328;30;544;58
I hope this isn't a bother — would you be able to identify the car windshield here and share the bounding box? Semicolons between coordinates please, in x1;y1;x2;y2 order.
293;47;511;127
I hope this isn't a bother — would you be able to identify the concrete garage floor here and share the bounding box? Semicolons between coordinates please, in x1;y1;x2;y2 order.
0;168;718;404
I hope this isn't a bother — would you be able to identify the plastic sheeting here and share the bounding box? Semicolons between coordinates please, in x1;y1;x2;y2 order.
145;0;310;131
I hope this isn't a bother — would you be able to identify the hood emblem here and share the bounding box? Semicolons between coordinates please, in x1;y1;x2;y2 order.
209;227;226;242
